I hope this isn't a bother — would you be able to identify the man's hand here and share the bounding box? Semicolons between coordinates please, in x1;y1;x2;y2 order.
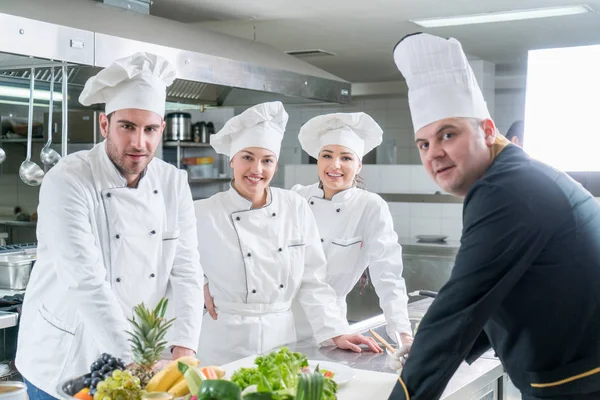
332;334;383;353
387;342;412;374
172;346;196;360
204;283;217;320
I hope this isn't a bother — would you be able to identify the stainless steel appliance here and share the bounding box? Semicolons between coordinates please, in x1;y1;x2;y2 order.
165;113;191;141
0;254;35;290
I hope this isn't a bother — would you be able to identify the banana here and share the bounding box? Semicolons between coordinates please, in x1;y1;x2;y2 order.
167;377;190;397
146;356;200;392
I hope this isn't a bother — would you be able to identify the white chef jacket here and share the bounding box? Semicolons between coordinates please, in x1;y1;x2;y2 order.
292;183;411;341
15;142;203;396
194;186;349;365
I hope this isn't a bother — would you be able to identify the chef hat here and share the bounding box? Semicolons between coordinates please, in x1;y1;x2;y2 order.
211;101;288;158
393;33;490;133
298;112;383;160
79;52;176;117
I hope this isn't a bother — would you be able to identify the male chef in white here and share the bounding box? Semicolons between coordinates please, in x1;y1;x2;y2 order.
15;52;203;399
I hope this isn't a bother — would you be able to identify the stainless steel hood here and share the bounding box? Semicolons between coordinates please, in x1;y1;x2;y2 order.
0;0;351;107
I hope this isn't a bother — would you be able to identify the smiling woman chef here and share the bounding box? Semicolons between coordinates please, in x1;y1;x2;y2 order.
195;101;381;366
291;112;412;347
15;53;203;400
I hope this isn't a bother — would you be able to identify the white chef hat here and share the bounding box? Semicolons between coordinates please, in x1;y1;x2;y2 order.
79;52;176;117
298;112;383;160
211;101;288;158
393;33;490;133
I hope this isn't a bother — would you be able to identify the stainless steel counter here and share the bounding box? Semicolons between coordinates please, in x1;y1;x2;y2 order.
286;298;504;399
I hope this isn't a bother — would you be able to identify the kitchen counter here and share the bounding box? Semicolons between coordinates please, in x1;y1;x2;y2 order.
283;298;503;399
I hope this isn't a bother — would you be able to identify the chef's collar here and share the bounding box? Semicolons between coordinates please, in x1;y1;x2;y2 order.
313;182;357;202
100;140;150;188
228;182;272;210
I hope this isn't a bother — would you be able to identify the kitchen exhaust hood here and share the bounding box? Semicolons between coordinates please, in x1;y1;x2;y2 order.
0;0;351;107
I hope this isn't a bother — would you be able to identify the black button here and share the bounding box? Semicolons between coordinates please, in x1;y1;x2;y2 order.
106;193;112;198
247;253;251;257
310;201;314;205
321;238;324;243
236;216;241;221
272;212;276;217
150;273;156;278
115;234;120;239
279;284;284;288
153;190;158;194
116;278;121;283
151;230;156;235
278;248;283;252
252;289;257;294
336;208;341;213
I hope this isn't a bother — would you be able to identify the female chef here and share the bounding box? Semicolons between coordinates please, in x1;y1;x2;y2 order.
292;112;413;346
195;102;381;365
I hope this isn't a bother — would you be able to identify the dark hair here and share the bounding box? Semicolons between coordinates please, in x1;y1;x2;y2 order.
506;120;524;143
106;112;114;123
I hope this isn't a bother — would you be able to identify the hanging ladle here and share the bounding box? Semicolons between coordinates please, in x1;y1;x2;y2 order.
19;68;45;186
40;67;61;168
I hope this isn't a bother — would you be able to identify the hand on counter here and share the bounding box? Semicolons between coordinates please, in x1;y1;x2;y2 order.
332;333;383;354
388;341;412;374
204;283;217;320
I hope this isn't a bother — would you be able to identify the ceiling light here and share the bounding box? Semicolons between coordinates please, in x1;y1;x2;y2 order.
411;5;592;28
0;86;64;102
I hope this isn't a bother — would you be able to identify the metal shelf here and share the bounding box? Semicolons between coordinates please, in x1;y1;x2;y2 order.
163;141;212;148
188;178;230;184
0;138;45;143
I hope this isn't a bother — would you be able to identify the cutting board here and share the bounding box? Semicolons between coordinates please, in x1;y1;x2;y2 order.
336;369;397;400
221;355;398;400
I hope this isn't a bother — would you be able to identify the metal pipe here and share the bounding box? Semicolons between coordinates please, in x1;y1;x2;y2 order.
61;63;68;157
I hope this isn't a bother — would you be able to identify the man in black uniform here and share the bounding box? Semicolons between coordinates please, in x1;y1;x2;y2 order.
388;32;600;400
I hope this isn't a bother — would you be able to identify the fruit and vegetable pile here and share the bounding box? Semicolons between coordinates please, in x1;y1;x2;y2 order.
72;298;337;400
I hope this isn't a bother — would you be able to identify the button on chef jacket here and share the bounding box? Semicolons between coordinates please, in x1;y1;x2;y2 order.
292;183;410;341
195;185;349;366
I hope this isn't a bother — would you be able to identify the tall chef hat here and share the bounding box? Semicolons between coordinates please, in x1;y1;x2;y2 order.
210;101;288;158
298;112;383;160
393;32;491;133
79;52;176;117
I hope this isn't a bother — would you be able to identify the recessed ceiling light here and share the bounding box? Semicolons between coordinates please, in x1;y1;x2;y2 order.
411;5;592;28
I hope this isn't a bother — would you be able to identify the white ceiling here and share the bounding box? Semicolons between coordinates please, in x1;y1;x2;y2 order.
149;0;600;82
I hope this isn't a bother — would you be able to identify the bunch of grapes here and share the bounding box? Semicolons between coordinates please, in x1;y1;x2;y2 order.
84;353;127;396
93;369;142;400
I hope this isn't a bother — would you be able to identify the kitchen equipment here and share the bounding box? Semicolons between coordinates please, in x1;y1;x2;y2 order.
0;147;5;165
0;381;27;400
61;63;69;157
409;290;438;298
192;122;201;143
0;254;35;290
19;69;45;186
187;164;216;179
206;122;215;136
40;67;61;168
165;112;191;141
416;234;448;243
369;329;395;353
199;121;209;143
306;360;356;386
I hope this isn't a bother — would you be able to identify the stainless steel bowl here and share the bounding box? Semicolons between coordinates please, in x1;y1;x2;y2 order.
56;373;90;399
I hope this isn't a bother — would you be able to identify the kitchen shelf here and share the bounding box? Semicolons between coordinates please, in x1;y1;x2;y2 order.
188;178;231;184
163;141;212;148
0;138;45;143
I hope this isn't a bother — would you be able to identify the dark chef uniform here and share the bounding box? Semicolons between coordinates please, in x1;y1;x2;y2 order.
388;144;600;399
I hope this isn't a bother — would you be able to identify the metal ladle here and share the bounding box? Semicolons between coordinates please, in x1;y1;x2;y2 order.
40;67;61;168
19;68;45;186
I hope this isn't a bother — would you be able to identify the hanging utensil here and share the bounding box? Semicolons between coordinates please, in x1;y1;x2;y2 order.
61;63;68;157
40;67;61;168
19;68;45;186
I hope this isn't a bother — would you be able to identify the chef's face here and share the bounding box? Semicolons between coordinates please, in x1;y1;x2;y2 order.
317;145;362;194
230;147;277;199
100;109;165;183
416;117;496;197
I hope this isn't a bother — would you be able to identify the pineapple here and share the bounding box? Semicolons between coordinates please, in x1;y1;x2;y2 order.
125;297;176;387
